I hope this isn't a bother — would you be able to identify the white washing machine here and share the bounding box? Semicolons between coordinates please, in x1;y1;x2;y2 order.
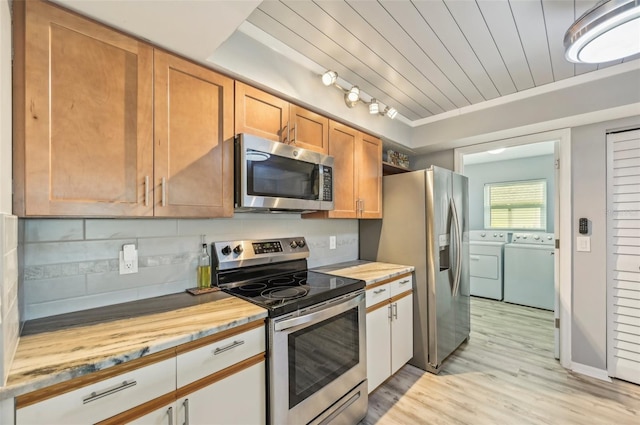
469;230;509;300
503;232;555;310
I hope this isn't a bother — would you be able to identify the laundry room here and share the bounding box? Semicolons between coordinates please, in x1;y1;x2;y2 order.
463;140;557;311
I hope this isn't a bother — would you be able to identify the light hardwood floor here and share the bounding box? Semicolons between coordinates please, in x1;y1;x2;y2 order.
363;297;640;424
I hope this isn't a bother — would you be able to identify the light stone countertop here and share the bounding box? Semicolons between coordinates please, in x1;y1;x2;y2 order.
1;292;267;400
314;260;414;285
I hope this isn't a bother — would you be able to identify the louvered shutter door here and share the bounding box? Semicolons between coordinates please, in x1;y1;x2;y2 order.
607;129;640;385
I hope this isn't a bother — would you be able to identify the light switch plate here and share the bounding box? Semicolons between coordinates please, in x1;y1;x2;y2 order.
576;236;591;252
329;236;336;250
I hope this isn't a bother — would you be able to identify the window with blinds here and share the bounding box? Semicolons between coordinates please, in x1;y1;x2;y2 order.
484;179;547;230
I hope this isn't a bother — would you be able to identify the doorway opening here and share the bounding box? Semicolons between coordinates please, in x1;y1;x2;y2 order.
454;128;572;369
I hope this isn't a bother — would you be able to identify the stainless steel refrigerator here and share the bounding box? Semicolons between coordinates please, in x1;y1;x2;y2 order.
360;166;470;373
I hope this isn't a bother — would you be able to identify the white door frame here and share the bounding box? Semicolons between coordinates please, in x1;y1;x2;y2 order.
454;128;572;369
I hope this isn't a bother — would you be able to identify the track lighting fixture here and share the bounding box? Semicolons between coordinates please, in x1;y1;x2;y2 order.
319;70;398;119
564;0;640;63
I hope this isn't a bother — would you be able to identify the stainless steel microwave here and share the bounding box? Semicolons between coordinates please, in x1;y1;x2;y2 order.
234;134;334;213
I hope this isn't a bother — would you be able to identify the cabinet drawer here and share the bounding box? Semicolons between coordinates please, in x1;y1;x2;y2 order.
390;275;413;297
366;283;391;308
177;325;265;388
16;357;175;424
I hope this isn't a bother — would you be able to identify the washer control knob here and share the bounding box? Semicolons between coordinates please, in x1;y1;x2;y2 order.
480;232;486;237
534;235;540;240
297;239;306;248
290;241;298;249
221;245;232;256
499;233;504;237
522;235;528;239
547;235;553;240
233;245;243;255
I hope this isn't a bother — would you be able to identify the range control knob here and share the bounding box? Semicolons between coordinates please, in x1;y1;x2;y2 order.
290;241;298;249
297;240;306;248
233;245;243;255
221;245;232;256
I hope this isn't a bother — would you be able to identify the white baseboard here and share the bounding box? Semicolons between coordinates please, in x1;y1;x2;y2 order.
571;362;612;382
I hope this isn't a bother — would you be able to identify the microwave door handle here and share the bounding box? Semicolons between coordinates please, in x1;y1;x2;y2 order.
274;293;363;332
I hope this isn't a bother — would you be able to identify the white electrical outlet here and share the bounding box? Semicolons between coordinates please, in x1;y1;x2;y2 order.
329;236;336;250
119;243;139;274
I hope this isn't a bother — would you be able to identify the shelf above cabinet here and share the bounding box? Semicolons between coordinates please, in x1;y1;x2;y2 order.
382;162;412;176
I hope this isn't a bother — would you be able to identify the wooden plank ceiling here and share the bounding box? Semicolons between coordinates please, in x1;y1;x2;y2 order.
247;0;639;121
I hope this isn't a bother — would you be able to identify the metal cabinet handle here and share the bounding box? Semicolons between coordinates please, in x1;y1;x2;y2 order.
167;406;173;425
373;288;387;294
183;398;189;425
213;340;245;355
399;279;410;285
161;177;167;207
293;122;297;144
144;176;149;207
82;380;137;404
388;304;392;319
393;302;398;319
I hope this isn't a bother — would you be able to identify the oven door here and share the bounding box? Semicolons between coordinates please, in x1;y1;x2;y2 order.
270;291;367;425
236;134;334;211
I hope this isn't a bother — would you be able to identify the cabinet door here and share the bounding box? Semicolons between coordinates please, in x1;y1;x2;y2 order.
326;121;359;218
154;51;234;218
391;293;414;374
366;305;391;394
177;361;266;425
235;82;289;142
289;105;329;153
15;0;154;216
127;403;175;425
358;133;383;219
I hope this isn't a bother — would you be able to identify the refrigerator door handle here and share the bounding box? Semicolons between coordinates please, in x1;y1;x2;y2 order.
450;197;462;297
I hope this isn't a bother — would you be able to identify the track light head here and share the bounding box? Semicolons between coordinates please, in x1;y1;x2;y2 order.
369;99;380;114
346;86;360;103
384;106;398;119
321;70;338;86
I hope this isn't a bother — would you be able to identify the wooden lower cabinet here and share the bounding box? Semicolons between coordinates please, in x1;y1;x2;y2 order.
365;274;413;394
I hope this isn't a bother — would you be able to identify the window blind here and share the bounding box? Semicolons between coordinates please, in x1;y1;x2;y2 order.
484;180;547;230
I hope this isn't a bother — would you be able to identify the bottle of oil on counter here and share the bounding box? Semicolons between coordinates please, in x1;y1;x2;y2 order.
197;243;211;289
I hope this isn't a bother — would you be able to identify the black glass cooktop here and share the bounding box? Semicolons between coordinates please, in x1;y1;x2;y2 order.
221;270;364;317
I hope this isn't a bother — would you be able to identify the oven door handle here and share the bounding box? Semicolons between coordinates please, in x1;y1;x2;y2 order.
274;293;364;332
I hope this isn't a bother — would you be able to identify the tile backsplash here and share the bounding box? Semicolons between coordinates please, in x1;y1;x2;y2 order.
1;214;19;385
21;215;359;320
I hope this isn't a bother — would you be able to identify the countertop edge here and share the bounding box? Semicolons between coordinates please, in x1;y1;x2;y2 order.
0;310;267;401
313;261;415;285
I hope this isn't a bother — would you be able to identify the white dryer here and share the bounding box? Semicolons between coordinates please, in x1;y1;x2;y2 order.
469;230;509;300
503;232;555;310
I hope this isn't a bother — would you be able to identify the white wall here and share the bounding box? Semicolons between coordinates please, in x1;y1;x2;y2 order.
464;155;555;232
571;116;640;370
21;216;358;319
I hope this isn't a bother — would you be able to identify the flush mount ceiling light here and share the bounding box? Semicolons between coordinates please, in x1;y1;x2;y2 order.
488;148;506;154
319;70;399;119
564;0;640;63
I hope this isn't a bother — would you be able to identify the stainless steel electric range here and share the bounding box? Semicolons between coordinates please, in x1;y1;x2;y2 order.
212;237;367;425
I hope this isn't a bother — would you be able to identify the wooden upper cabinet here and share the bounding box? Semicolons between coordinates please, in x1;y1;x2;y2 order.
289;105;329;154
325;121;359;218
153;51;234;218
13;0;154;216
235;81;289;143
305;122;382;219
358;133;383;219
235;82;328;154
